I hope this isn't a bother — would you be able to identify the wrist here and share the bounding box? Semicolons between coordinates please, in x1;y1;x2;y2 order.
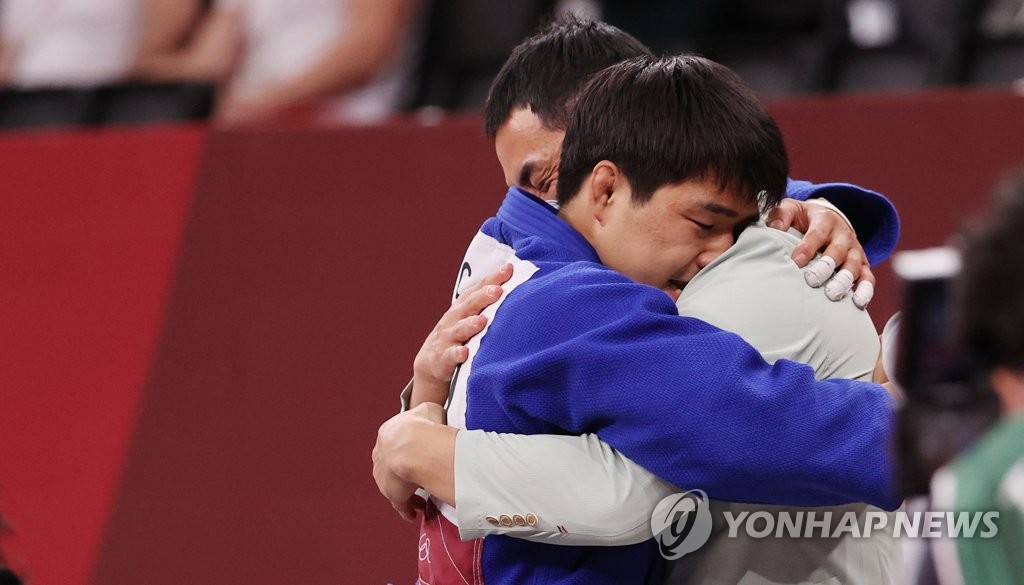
805;197;855;233
392;416;452;477
407;423;459;505
410;374;449;407
389;417;422;482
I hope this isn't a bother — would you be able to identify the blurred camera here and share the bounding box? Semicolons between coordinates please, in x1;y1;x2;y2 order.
890;247;1001;497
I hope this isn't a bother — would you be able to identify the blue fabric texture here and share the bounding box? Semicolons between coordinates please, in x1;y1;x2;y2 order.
785;178;901;266
466;188;900;584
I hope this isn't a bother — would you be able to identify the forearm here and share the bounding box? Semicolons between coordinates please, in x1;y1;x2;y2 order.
454;431;677;546
387;402;677;545
131;52;203;81
484;284;901;510
131;0;207;80
0;43;10;87
134;0;204;61
130;8;240;82
409;375;449;408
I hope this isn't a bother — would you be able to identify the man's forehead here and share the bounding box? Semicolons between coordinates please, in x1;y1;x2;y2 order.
686;199;757;217
670;182;760;220
494;108;565;188
496;108;564;150
501;107;547;133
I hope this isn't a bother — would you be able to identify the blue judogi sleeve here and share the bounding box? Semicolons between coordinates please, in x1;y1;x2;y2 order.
785;179;900;266
467;263;901;512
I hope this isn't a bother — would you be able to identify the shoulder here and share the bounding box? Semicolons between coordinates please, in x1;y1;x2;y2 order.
678;225;879;378
512;261;678;315
679;226;805;315
484;261;693;351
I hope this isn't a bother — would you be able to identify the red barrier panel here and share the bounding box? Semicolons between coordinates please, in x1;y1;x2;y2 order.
1;91;1023;585
90;118;504;585
0;126;206;585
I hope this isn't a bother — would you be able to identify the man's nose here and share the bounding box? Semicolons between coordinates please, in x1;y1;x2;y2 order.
695;233;735;270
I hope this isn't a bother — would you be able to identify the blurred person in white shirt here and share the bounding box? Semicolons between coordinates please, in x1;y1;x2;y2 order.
131;0;421;125
0;0;142;88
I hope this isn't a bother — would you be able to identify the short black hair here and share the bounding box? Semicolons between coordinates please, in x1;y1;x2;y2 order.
483;15;651;138
957;170;1024;370
556;54;788;210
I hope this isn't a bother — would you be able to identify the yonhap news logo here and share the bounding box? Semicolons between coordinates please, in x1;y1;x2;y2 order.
649;490;713;560
650;490;1001;560
716;509;999;540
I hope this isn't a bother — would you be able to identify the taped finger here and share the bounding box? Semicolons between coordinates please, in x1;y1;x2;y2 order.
824;268;855;301
804;255;836;288
852;280;875;309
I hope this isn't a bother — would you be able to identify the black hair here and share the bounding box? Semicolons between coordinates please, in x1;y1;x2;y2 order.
957;170;1024;370
483;15;651;138
555;54;788;210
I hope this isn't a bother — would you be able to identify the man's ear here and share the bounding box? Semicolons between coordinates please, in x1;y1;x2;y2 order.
589;160;621;225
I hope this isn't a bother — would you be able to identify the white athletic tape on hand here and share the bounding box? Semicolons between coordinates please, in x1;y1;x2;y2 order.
852;280;874;309
825;268;855;301
803;255;836;288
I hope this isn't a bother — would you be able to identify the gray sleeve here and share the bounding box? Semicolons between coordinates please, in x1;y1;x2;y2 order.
454;429;677;546
399;378;413;412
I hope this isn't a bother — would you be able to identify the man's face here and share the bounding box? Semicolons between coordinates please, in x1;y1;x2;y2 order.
591;176;760;302
494;107;564;198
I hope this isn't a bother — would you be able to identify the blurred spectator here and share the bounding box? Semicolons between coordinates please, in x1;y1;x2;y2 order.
129;0;230;83
979;0;1024;38
133;0;423;125
929;170;1024;585
0;0;142;88
405;0;557;112
968;0;1024;87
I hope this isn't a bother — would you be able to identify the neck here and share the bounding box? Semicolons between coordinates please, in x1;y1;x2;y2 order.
556;197;595;244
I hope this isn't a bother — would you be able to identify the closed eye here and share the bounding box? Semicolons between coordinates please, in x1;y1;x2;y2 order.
689;218;713;231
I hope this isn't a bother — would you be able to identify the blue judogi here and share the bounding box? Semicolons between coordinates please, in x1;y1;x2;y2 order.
453;188;899;584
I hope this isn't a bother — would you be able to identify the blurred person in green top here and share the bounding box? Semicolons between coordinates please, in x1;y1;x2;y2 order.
931;170;1024;585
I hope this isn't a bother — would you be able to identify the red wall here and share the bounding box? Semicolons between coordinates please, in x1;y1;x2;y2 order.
0;126;206;585
1;91;1023;585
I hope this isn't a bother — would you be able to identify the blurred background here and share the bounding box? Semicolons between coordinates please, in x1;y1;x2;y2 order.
1;2;1024;585
0;0;1022;129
